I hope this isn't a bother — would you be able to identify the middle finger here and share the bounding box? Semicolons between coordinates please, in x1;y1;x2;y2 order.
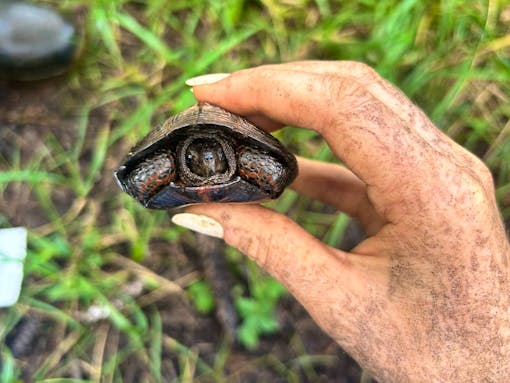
293;157;385;235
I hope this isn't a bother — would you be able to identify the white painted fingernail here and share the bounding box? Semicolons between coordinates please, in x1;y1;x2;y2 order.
171;213;224;238
185;73;230;87
0;227;27;307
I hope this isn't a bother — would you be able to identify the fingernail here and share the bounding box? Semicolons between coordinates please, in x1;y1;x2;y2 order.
171;213;224;238
185;73;230;87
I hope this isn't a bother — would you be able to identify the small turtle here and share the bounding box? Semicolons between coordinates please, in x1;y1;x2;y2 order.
115;103;298;209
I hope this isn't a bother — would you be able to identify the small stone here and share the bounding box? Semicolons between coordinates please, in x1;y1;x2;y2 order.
0;2;81;80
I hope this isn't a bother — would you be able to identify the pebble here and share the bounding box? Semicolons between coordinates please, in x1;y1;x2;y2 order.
0;2;80;80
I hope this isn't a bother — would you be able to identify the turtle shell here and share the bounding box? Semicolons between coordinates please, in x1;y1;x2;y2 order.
114;103;298;209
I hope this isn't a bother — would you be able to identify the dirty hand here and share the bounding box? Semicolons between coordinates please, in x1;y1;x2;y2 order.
175;61;510;382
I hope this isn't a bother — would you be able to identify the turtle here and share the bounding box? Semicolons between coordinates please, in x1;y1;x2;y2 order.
114;103;298;209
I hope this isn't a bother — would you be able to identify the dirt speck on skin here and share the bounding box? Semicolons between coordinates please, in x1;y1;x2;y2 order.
0;78;363;382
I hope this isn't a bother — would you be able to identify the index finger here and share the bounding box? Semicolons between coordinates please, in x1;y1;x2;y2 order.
190;62;461;219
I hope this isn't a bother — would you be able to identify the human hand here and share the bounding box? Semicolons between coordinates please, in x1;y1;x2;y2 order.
174;61;510;382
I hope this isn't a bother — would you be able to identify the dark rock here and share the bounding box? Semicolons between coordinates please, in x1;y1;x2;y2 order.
0;2;81;80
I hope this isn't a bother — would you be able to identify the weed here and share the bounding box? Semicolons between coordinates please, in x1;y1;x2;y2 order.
234;261;287;349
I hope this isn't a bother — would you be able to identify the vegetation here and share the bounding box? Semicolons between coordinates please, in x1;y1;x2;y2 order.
0;0;508;381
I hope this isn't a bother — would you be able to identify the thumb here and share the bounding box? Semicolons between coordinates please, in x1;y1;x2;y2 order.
172;204;360;312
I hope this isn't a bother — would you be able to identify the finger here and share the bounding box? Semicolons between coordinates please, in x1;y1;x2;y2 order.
293;157;385;235
251;60;380;80
180;204;393;364
184;204;367;317
191;62;458;219
244;113;283;132
193;61;374;132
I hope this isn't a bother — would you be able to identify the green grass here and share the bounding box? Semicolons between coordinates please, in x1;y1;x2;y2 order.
1;0;509;381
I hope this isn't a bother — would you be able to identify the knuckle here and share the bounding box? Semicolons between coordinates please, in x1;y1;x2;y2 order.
435;154;497;220
350;61;379;81
315;63;383;118
230;224;275;270
462;152;495;191
332;61;381;83
320;73;369;115
254;234;275;271
473;158;494;188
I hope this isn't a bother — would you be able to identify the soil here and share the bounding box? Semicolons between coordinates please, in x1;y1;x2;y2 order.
0;77;366;382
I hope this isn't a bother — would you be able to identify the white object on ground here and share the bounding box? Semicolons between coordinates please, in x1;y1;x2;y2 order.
0;227;28;307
